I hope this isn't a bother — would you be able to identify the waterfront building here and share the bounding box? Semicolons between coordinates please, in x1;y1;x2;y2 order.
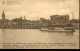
70;19;79;29
39;17;50;26
50;15;69;25
39;17;50;31
0;10;79;29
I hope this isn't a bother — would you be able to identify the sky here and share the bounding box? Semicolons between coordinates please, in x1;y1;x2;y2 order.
0;0;79;20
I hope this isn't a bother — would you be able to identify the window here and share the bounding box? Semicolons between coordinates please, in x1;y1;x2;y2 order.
69;28;71;30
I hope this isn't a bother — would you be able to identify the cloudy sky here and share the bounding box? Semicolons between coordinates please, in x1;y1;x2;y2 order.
0;0;79;20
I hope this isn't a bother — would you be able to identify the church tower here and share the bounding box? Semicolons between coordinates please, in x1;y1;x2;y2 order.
2;10;5;21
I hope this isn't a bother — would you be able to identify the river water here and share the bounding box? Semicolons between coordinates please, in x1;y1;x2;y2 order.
0;29;79;49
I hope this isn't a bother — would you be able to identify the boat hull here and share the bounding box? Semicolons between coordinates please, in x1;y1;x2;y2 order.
48;27;75;32
40;27;48;31
48;30;75;32
40;26;75;32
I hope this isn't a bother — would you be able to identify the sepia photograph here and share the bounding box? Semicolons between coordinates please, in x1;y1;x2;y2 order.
0;0;79;49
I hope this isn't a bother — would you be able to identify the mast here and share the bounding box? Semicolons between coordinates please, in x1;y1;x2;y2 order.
37;16;38;28
37;16;38;21
24;16;25;20
72;12;74;19
72;12;76;29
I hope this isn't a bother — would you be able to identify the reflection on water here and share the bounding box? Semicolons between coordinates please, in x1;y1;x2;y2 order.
65;32;74;36
47;31;74;36
0;29;79;49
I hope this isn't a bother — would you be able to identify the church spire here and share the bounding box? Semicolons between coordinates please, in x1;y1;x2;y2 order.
2;10;5;21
